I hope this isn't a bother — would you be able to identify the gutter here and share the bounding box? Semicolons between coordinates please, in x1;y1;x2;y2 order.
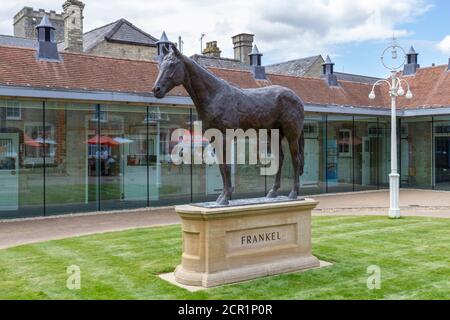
0;85;193;106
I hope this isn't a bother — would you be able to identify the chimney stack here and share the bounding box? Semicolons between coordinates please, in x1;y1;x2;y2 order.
249;45;266;80
403;46;420;75
63;0;84;53
202;41;221;58
232;33;254;64
322;55;338;87
448;58;450;71
36;15;59;61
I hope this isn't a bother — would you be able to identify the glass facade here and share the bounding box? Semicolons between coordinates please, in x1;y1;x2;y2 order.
432;116;450;190
400;117;433;189
1;97;445;219
0;100;44;218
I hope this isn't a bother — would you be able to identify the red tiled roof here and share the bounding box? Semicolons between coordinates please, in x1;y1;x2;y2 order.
0;45;447;110
0;45;185;96
396;65;450;109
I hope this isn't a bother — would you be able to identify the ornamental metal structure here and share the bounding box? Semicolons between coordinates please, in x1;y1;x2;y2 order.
369;38;413;218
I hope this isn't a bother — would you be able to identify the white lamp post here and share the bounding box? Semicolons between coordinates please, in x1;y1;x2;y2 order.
369;39;413;219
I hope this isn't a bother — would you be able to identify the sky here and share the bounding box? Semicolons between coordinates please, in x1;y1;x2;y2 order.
0;0;449;78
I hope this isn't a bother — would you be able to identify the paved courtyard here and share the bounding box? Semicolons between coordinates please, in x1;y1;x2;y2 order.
0;189;449;250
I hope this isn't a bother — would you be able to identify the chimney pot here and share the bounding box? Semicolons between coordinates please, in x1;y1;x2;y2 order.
232;33;254;64
202;41;221;58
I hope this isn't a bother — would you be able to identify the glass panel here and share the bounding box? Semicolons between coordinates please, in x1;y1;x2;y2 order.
44;102;99;215
232;134;266;201
326;115;354;193
272;114;326;197
191;111;219;203
401;117;432;189
192;110;267;203
302;114;326;195
354;116;379;191
0;99;44;218
433;116;450;190
153;106;192;206
377;117;391;189
99;104;148;211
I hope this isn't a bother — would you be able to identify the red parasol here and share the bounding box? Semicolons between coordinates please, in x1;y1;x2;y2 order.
86;135;120;146
24;134;41;147
170;129;209;144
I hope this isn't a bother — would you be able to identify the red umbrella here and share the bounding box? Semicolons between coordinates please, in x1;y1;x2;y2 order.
24;134;41;147
86;135;120;146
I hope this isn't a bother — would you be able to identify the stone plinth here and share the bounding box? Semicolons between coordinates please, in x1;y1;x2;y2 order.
174;199;320;288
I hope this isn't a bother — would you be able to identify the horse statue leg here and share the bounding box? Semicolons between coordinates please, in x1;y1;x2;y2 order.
267;135;284;198
216;163;226;204
287;132;303;200
216;164;233;205
216;135;234;205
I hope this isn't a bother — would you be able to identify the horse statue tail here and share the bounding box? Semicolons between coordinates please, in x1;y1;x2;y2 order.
299;130;305;176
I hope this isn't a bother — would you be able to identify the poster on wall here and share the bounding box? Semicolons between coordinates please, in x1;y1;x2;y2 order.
327;139;338;186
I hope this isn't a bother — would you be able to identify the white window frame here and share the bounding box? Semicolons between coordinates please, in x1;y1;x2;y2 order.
6;101;22;120
304;121;319;139
338;129;352;157
90;110;108;123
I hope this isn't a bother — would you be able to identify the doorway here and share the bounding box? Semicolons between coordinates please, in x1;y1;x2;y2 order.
435;137;450;186
0;133;19;211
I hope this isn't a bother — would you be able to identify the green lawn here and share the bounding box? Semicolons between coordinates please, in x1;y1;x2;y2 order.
0;216;449;300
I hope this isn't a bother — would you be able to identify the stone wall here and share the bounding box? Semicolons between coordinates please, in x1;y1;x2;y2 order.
88;41;157;61
63;1;84;52
13;7;65;42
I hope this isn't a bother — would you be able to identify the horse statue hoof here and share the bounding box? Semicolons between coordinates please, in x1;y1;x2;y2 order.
288;191;298;200
217;198;230;206
266;190;278;199
216;193;225;203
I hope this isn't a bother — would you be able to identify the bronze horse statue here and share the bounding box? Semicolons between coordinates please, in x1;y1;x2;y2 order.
153;43;305;205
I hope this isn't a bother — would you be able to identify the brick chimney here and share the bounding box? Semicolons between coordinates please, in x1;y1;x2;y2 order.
403;46;420;75
232;33;254;64
322;55;338;87
63;0;84;53
203;41;222;58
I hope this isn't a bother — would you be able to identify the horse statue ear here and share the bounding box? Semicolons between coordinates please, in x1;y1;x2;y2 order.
170;43;181;57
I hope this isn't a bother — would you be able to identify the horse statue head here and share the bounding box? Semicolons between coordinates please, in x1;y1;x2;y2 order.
152;43;186;99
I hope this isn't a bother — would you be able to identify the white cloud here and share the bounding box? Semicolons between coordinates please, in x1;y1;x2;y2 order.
437;36;450;55
253;0;432;62
0;0;433;64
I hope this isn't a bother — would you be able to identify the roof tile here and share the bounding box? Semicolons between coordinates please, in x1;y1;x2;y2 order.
0;45;446;110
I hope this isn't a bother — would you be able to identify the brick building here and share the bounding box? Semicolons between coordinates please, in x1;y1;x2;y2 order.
6;0;158;60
